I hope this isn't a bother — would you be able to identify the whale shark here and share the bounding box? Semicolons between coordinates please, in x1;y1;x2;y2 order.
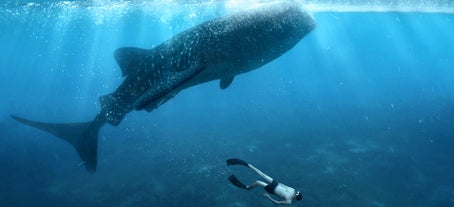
11;2;316;173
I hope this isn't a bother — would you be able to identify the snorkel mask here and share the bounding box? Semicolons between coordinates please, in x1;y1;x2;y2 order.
295;191;303;200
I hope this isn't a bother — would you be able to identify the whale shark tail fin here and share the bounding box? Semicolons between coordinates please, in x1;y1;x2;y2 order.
10;115;105;174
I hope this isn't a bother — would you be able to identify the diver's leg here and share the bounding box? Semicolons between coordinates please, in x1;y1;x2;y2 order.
248;165;273;183
246;180;267;189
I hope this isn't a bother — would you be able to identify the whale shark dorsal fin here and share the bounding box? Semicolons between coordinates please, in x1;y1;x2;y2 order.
220;76;234;89
114;47;151;77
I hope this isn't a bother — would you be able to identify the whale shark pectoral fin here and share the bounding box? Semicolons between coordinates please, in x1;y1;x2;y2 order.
114;47;151;77
143;91;179;112
134;63;206;111
220;76;235;89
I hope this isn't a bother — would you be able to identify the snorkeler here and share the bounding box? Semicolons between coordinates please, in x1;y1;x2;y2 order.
226;158;303;205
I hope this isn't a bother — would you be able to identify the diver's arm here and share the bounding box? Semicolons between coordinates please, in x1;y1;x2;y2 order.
263;193;290;205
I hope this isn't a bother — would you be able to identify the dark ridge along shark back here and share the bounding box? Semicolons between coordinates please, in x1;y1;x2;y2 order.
11;2;316;173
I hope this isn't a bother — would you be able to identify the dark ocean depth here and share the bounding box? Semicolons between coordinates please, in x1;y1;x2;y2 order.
0;1;453;207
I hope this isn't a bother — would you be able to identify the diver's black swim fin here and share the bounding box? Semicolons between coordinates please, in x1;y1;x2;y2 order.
228;175;250;190
226;158;249;167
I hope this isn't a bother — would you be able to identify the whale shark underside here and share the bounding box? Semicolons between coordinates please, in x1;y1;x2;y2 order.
11;2;316;173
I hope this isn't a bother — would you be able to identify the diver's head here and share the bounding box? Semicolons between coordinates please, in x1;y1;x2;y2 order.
295;191;303;201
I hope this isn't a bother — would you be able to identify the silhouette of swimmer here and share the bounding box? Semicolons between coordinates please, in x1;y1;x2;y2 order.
227;158;303;205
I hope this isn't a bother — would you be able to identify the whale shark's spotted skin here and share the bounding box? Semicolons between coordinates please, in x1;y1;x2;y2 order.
11;2;316;173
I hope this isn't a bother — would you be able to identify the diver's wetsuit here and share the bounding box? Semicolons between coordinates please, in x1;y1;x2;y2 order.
265;180;278;194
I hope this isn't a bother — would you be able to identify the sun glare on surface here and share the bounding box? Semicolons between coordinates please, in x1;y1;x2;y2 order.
224;0;267;12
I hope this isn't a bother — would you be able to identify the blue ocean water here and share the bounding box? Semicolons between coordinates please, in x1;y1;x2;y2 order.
1;0;454;207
